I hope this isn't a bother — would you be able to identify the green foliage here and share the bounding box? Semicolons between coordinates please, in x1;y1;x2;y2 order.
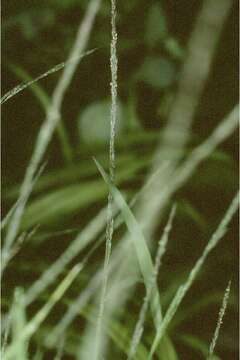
145;4;167;47
136;57;177;89
2;0;238;359
78;99;124;144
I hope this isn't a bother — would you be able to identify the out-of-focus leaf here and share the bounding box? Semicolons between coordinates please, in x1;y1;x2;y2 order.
3;9;55;39
169;292;237;331
145;4;167;47
136;57;176;89
11;288;28;360
5;153;136;199
156;336;179;360
178;200;207;229
178;333;220;359
165;38;185;60
20;158;148;229
8;63;73;163
78;99;124;144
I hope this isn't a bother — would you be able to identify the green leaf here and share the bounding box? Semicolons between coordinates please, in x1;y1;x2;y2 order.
145;4;167;46
20;182;107;229
164;38;185;60
11;288;28;360
136;57;176;89
93;157;162;325
178;199;207;229
78;99;124;145
178;333;220;359
20;158;149;230
4;264;81;360
8;63;73;164
94;158;178;360
156;336;179;360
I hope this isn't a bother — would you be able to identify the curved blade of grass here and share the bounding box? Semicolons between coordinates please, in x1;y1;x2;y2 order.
20;158;147;230
148;192;239;359
10;288;28;360
138;104;239;240
140;0;233;238
4;264;81;360
207;280;231;359
169;290;236;331
94;0;118;358
25;208;107;305
1;49;96;106
1;163;46;275
9;62;74;164
26;161;169;308
77;304;148;360
3;0;102;266
178;334;220;359
4;153;142;200
94;158;162;326
128;205;176;359
49;107;238;351
41;163;170;345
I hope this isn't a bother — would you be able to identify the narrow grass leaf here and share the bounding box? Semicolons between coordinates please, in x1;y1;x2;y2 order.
178;334;220;359
148;192;239;358
4;0;102;264
8;63;76;163
47;163;170;343
1;162;46;275
4;264;81;360
10;288;28;360
94;1;118;358
207;280;232;359
128;205;176;359
1;49;96;105
94;158;162;326
25;208;107;305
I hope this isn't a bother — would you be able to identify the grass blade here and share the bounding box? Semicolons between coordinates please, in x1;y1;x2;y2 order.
94;157;163;326
148;192;239;358
207;280;232;359
4;264;81;360
3;0;102;263
94;1;118;358
1;49;96;105
25;208;107;305
128;205;176;359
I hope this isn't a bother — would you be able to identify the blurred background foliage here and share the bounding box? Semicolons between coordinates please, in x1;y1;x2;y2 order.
2;0;239;359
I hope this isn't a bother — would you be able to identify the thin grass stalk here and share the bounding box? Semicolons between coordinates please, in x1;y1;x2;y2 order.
53;333;66;360
148;193;239;359
1;49;96;106
139;104;239;240
10;288;28;360
1;313;12;358
94;158;163;325
1;162;46;231
25;175;153;306
127;205;176;360
138;0;233;238
3;264;81;360
94;1;118;358
91;107;238;360
1;163;46;274
25;208;108;305
47;165;169;344
49;106;238;344
3;0;101;264
207;280;232;359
